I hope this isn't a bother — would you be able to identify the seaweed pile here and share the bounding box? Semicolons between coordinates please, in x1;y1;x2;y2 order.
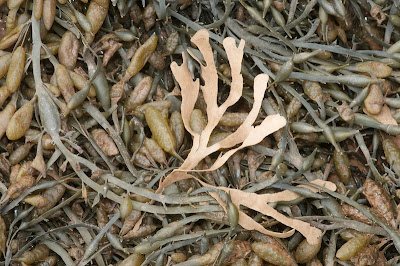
1;0;400;265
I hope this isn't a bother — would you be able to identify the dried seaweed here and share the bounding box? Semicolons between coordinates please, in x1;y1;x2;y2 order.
161;30;336;245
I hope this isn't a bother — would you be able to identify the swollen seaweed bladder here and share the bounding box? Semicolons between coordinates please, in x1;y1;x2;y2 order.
1;0;400;264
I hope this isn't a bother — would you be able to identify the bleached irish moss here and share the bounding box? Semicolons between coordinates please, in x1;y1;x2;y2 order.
159;29;335;245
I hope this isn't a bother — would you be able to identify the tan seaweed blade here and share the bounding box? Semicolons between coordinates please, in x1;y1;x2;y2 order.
163;29;335;245
163;171;335;245
172;29;286;171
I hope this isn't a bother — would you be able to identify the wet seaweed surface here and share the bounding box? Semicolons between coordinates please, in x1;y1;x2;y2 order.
1;0;400;265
